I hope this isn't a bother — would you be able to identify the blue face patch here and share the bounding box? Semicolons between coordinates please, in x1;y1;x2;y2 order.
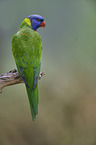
27;14;44;31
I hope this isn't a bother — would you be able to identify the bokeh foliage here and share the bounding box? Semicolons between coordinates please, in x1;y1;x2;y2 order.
0;0;96;145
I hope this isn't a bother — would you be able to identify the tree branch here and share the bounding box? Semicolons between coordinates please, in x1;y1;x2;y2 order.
0;69;45;93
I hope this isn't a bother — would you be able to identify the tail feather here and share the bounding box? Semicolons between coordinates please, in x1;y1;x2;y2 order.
26;83;39;120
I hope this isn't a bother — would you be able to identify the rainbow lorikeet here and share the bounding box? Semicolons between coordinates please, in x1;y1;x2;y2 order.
12;15;46;120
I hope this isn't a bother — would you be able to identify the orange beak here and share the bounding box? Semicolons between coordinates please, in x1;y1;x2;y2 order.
40;21;46;28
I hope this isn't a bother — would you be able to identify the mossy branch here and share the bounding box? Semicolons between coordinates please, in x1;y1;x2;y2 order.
0;69;45;93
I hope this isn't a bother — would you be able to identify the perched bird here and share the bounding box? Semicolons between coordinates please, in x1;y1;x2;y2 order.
12;15;46;120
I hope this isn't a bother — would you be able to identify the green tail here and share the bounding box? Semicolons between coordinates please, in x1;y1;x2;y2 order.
26;83;39;120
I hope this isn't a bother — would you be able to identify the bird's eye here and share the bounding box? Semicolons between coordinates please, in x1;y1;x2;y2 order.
37;19;41;22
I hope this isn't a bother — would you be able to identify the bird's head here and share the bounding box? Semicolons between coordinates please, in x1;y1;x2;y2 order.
27;14;46;31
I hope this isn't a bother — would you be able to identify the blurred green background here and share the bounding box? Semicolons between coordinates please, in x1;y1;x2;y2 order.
0;0;96;145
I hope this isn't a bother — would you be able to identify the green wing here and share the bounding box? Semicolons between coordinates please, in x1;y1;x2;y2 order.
12;28;42;120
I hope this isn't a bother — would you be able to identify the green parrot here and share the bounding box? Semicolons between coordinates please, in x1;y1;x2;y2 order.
12;15;46;120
